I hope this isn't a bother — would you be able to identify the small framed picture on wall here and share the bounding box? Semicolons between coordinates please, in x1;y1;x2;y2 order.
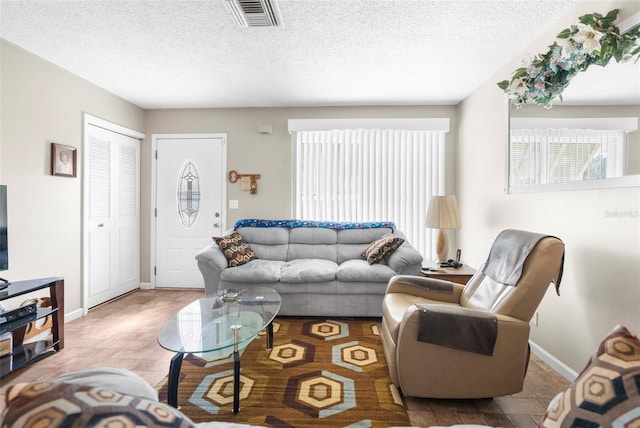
51;143;77;177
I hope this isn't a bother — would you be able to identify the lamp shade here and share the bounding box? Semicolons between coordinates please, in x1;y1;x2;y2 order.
425;195;461;229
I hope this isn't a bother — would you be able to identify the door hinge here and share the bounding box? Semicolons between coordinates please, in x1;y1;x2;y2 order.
155;150;158;159
155;208;157;217
154;266;156;275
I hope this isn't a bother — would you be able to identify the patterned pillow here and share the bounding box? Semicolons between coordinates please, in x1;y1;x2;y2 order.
3;382;196;427
214;231;257;267
538;325;640;427
361;234;404;264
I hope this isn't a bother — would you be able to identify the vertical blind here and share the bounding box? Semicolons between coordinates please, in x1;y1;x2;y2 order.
293;128;447;259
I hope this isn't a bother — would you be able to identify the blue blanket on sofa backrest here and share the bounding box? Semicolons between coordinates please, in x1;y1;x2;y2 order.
234;219;396;230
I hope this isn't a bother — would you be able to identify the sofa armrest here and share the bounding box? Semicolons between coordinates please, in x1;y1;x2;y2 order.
195;243;228;268
195;243;228;295
386;275;464;303
386;242;423;275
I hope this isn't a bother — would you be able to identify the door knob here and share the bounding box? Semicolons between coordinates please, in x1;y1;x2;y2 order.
214;223;220;227
214;212;220;217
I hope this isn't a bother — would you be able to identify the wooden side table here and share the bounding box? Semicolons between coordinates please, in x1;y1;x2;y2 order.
421;263;476;285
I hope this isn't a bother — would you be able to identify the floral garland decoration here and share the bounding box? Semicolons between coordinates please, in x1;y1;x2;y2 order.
498;9;640;107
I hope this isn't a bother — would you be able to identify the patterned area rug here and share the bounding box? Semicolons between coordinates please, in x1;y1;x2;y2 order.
157;317;409;427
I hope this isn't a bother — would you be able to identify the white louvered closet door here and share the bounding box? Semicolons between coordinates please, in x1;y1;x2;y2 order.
86;124;140;308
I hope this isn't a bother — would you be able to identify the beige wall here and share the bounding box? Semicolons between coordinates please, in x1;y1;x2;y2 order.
457;0;640;374
0;40;145;313
143;106;458;283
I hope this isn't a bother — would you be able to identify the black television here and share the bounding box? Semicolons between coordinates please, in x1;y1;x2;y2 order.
0;184;8;286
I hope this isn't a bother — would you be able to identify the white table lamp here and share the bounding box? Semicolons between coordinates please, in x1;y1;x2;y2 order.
425;195;461;262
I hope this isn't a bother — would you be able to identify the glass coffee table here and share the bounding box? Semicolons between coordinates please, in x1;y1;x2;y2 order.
157;287;281;413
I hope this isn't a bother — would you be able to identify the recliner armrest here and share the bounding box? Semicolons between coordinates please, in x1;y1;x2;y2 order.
386;275;464;303
414;304;498;356
395;307;531;398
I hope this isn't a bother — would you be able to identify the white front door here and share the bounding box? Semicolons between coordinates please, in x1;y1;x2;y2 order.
84;121;141;309
155;135;226;288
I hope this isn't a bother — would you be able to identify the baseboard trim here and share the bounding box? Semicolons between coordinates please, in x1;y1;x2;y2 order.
64;308;84;324
140;282;154;290
529;340;578;382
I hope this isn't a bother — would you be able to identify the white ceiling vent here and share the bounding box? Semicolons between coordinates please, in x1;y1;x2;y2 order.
222;0;283;28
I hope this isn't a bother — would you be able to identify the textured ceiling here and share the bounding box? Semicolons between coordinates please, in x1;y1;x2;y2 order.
0;0;588;109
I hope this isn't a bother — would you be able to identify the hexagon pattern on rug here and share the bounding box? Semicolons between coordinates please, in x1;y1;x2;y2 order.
157;317;409;426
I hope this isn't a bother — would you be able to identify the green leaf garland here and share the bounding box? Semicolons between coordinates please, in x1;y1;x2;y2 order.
498;9;640;107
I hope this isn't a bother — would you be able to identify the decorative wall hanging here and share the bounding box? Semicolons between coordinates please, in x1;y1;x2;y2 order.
498;9;640;107
51;143;77;177
228;170;261;194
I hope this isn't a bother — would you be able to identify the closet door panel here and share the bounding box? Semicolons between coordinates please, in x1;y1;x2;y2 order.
117;139;140;290
86;124;140;308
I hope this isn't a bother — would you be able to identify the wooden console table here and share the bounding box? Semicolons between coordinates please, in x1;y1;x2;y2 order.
0;277;64;378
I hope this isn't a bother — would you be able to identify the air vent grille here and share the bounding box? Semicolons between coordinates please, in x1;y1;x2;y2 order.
223;0;283;28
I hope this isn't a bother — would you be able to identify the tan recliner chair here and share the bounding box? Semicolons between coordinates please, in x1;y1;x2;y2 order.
381;229;565;399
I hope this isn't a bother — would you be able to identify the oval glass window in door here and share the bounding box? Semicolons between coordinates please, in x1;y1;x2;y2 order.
177;160;201;229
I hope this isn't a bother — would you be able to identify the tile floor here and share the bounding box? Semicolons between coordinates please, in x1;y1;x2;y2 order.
0;289;570;427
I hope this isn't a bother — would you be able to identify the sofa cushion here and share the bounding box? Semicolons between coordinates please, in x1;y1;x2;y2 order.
337;259;397;282
288;243;337;262
337;227;393;244
332;228;390;264
288;228;338;261
214;231;257;267
362;234;405;264
235;226;290;261
220;259;284;283
246;242;289;261
538;324;640;428
280;259;338;283
289;227;338;244
3;382;196;428
236;226;290;245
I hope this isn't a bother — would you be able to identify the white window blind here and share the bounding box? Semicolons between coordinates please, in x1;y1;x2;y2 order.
292;127;448;259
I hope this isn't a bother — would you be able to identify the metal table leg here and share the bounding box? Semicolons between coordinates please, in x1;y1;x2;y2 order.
231;325;241;414
167;352;184;408
266;321;274;350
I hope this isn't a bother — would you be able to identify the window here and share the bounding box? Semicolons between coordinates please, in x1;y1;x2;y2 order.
289;119;450;259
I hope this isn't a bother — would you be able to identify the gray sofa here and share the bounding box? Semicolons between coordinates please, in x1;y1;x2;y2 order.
195;219;423;317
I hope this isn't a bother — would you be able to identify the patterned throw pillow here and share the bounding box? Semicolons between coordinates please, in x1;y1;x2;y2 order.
213;231;257;267
538;325;640;427
3;382;196;428
361;234;404;264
